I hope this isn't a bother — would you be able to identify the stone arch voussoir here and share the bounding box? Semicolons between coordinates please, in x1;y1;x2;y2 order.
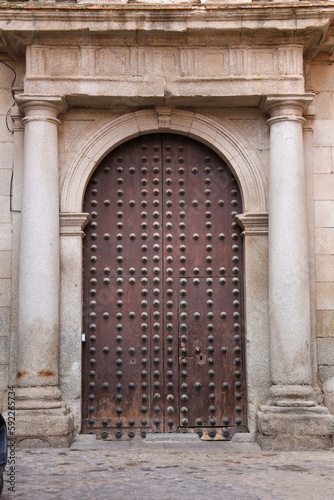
60;109;267;214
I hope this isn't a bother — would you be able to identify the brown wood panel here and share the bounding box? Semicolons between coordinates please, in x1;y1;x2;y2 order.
82;133;246;440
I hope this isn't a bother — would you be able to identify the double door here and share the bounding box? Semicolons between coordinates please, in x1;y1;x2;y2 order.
82;133;246;439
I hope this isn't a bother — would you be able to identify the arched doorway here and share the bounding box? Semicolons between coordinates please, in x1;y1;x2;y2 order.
82;133;246;440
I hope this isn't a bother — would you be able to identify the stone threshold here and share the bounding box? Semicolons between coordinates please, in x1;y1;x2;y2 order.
70;431;258;450
145;433;200;442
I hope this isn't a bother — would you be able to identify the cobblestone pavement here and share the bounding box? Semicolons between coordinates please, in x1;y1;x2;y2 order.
2;438;334;500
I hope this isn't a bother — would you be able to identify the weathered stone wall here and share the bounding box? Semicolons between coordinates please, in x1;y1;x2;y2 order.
307;59;334;412
0;59;15;410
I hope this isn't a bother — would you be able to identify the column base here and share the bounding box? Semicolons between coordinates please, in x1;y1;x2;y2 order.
269;384;316;407
257;405;334;450
10;387;74;448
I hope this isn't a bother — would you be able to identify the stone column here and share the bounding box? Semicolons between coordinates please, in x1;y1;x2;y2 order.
257;95;334;450
14;95;73;447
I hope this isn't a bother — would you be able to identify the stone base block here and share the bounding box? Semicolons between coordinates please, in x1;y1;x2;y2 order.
4;386;74;447
17;434;73;449
13;406;74;448
5;400;74;448
323;376;334;415
257;405;334;450
231;432;257;443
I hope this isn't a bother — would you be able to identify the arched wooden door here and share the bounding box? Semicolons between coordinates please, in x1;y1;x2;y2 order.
82;133;246;440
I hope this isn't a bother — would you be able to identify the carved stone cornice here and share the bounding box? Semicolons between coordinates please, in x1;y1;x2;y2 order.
235;212;268;236
59;212;90;237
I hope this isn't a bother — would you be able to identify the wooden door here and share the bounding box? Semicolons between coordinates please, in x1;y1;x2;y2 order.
82;134;246;440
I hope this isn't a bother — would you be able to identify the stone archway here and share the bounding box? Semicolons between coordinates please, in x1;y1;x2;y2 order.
59;108;268;436
60;108;267;214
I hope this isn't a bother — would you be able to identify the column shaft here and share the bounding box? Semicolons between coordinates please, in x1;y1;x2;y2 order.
17;97;64;388
262;94;314;404
269;117;311;388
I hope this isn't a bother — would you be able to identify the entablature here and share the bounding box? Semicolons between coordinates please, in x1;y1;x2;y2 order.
23;43;304;102
0;2;333;57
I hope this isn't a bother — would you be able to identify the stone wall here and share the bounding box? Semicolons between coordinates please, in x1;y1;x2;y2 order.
0;59;15;410
307;59;334;413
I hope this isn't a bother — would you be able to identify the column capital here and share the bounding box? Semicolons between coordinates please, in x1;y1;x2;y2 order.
235;212;268;236
10;104;24;132
260;94;314;125
16;94;67;126
60;212;90;237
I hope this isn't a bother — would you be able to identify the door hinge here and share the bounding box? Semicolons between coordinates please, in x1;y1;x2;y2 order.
82;332;86;342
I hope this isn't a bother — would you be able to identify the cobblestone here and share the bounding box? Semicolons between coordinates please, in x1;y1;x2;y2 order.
2;439;334;499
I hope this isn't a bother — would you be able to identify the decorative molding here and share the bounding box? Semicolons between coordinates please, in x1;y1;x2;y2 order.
27;45;303;81
24;45;304;97
235;212;268;235
22;115;60;126
59;212;90;236
302;115;314;132
155;106;172;129
10;104;24;132
267;115;305;126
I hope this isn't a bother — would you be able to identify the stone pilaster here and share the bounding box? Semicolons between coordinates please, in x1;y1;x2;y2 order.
8;105;25;388
235;212;270;436
257;95;334;450
14;95;73;447
59;213;89;433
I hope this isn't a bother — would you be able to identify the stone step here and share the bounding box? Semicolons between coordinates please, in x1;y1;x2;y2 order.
144;433;200;442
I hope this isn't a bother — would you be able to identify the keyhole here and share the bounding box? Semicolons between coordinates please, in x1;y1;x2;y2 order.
200;355;203;361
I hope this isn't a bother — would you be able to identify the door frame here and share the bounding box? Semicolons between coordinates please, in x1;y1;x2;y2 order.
59;108;269;437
